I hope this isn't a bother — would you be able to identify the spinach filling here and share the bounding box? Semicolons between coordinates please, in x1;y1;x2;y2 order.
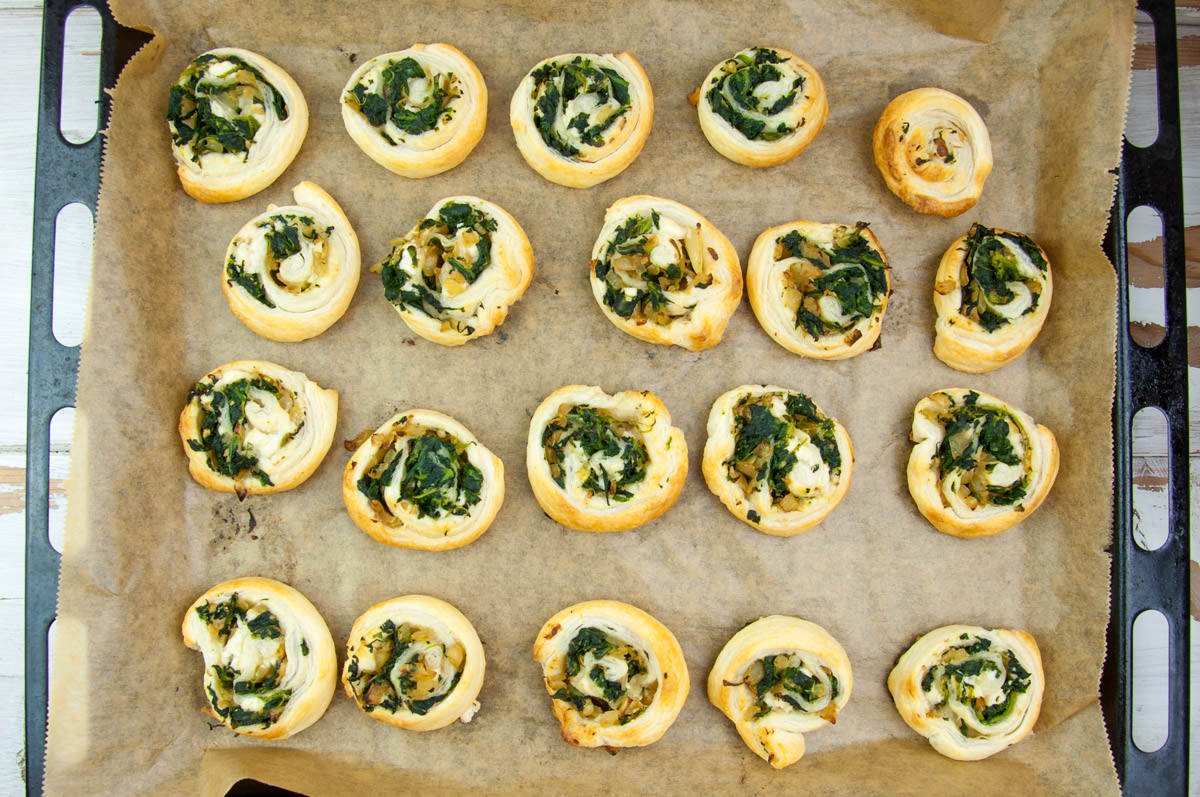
920;636;1033;736
953;224;1047;332
776;224;889;341
346;620;464;716
357;426;484;520
185;376;299;486
167;53;288;162
195;594;293;729
226;213;334;307
550;627;654;725
528;56;631;158
344;56;460;140
706;47;803;141
935;391;1029;507
742;653;839;720
541;406;648;503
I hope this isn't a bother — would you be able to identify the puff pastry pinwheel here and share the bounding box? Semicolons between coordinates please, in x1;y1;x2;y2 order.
527;385;687;532
178;360;338;498
342;408;503;551
375;196;533;345
888;624;1044;761
342;595;485;731
707;616;852;769
181;577;337;740
166;48;308;203
221;181;361;342
872;88;992;217
695;46;828;167
533;600;689;749
341;44;487;178
703;385;853;536
933;224;1053;373
907;389;1058;537
747;220;890;359
510;53;653;188
590;195;742;351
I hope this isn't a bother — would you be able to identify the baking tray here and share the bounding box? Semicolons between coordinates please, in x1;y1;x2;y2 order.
23;0;1190;794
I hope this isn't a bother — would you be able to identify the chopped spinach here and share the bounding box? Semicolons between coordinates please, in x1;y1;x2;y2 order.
167;53;288;162
528;55;631;157
935;400;1028;506
541;406;648;502
344;56;459;138
706;47;802;142
356;429;483;520
189;376;291;485
958;224;1047;331
778;225;888;340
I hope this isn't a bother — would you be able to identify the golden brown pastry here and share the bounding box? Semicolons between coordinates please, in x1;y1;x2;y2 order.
533;600;689;749
933;224;1053;373
167;48;308;203
747;220;890;359
526;385;687;532
872;87;992;217
340;43;487;178
181;577;337;740
178;360;337;498
707;616;852;769
907;389;1058;537
703;385;853;536
888;624;1044;761
342;408;503;551
343;595;485;731
590;195;742;351
510;53;653;188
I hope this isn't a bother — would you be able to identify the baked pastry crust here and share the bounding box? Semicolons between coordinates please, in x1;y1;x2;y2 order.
907;388;1058;537
872;87;992;217
340;43;487;178
590;195;742;351
533;599;689;748
887;624;1044;761
342;408;503;551
707;616;852;769
167;48;308;203
747;220;890;359
933;224;1053;373
375;196;534;346
526;385;687;532
695;46;828;167
178;360;337;497
221;181;361;342
181;576;337;740
703;385;853;536
342;594;485;731
510;53;653;188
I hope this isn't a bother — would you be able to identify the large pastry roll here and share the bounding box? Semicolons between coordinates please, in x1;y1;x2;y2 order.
181;577;337;740
907;389;1058;537
375;196;534;345
166;48;308;203
747;220;890;359
888;624;1044;761
533;600;689;749
590;195;742;351
178;360;337;498
342;408;503;551
527;385;687;532
341;44;487;178
703;385;853;536
933;224;1053;373
343;595;485;731
222;181;360;342
872;87;992;217
694;46;828;167
707;616;852;769
510;53;653;188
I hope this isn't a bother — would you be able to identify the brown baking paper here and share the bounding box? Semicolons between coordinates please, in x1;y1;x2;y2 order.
45;0;1134;793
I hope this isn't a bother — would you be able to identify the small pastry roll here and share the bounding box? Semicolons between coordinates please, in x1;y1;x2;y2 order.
178;360;338;498
527;385;687;532
181;577;337;740
872;88;992;217
342;408;503;551
166;48;308;203
590;195;742;351
703;385;853;536
343;595;485;731
888;625;1044;761
933;224;1053;373
695;46;829;167
510;53;653;188
375;196;533;345
533;600;689;749
707;616;852;769
747;220;890;359
907;389;1058;537
222;181;361;342
341;43;487;178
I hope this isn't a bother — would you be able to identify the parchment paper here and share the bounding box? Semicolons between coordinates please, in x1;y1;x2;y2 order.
45;1;1134;793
